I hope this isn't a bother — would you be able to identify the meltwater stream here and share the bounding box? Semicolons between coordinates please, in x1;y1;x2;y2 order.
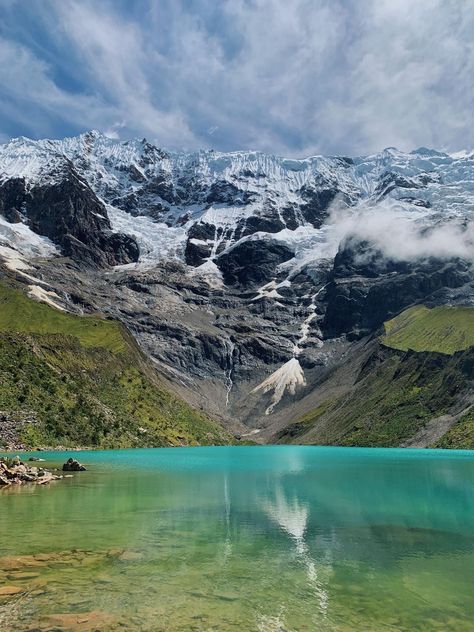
0;446;473;631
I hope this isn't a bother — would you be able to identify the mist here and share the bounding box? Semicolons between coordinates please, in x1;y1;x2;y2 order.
330;200;474;262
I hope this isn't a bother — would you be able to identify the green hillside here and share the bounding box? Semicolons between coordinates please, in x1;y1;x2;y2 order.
277;343;473;448
381;305;474;355
0;282;231;449
0;283;126;352
433;407;474;450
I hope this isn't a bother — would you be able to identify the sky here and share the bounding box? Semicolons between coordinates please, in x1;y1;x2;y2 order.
0;0;472;156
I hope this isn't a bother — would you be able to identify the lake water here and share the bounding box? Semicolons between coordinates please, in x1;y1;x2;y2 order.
0;446;473;631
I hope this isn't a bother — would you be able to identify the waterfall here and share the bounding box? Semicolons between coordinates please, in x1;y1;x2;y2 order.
252;283;327;414
292;283;327;357
224;339;235;407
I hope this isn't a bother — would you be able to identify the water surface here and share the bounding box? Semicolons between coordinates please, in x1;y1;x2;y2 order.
0;446;473;631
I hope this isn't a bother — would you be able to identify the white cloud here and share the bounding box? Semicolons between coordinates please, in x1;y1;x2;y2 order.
330;199;474;262
51;0;198;147
0;0;473;155
0;36;120;137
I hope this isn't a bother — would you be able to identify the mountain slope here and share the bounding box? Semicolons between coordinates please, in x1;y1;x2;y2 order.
0;132;472;448
276;342;473;447
382;305;474;355
0;281;231;449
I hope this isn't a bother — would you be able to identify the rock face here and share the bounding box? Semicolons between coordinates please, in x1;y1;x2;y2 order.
0;133;472;446
0;163;139;268
322;239;473;338
216;238;295;287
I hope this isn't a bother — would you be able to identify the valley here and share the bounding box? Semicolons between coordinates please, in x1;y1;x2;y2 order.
0;133;472;449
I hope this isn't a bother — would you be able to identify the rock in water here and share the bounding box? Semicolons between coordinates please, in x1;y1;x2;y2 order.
62;458;87;472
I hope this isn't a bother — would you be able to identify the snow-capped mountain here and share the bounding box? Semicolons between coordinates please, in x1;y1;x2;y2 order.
1;131;472;274
0;131;472;444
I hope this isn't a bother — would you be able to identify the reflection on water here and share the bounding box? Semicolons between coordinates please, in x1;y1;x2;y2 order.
263;485;329;619
0;446;473;631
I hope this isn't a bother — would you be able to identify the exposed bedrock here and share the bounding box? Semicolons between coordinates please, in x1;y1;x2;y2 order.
0;170;139;267
216;238;295;287
322;238;473;338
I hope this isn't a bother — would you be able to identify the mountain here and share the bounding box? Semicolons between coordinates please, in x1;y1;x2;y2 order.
0;282;232;449
0;131;472;448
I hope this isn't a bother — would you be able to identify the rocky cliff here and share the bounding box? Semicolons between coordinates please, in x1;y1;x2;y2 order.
0;133;472;447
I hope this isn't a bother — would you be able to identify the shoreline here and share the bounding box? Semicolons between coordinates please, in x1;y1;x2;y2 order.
0;456;86;487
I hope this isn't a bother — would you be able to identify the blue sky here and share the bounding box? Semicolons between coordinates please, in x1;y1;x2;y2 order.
0;0;473;156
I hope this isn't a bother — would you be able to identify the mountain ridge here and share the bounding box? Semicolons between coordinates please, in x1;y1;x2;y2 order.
0;131;472;448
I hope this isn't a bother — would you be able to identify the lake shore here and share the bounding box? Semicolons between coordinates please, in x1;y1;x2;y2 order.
0;455;86;487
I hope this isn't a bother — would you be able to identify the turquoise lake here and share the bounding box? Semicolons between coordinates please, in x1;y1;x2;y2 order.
0;446;473;631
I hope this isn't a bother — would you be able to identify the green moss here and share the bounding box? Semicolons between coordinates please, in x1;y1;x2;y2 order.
382;305;474;355
0;282;231;448
296;400;335;425
433;408;474;449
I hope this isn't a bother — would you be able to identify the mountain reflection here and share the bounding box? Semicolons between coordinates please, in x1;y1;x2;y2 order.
263;484;329;615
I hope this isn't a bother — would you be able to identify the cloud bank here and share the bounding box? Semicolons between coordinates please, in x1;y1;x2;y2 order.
332;200;474;262
0;0;473;155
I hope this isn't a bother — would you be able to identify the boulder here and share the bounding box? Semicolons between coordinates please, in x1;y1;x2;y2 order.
62;458;87;472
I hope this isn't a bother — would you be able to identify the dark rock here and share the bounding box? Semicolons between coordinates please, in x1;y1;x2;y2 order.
0;178;27;222
62;458;87;472
280;206;299;230
239;214;285;236
322;238;473;338
184;222;216;266
216;238;294;287
206;181;253;206
375;171;441;198
0;169;139;268
144;174;176;203
185;239;212;267
187;222;216;241
103;232;140;265
298;182;339;228
2;207;23;223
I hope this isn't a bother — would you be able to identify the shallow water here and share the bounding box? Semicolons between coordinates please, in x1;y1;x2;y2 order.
0;446;473;631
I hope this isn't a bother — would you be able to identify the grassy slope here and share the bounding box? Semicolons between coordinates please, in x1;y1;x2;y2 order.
0;282;231;448
433;407;474;449
278;305;474;448
382;305;474;355
0;284;126;353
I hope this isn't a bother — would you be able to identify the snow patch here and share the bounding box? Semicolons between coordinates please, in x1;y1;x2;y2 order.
252;358;306;415
0;216;59;261
28;285;65;311
252;280;289;301
106;205;187;268
293;284;327;356
188;258;224;288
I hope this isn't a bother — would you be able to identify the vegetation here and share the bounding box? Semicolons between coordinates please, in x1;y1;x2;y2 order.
382;305;474;355
0;283;126;353
279;344;473;448
276;400;336;443
0;282;231;448
433;407;474;449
